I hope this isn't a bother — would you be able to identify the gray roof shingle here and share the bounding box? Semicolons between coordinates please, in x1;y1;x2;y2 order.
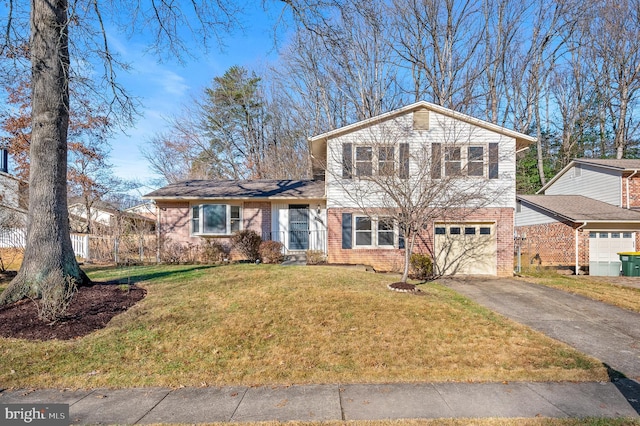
575;158;640;170
517;195;640;222
144;179;325;200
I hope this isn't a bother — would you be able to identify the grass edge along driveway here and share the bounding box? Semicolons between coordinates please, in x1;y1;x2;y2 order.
0;264;609;388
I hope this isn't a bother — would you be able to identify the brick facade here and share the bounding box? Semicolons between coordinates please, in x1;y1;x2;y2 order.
327;207;514;276
622;173;640;209
516;221;589;268
158;201;273;261
243;202;271;237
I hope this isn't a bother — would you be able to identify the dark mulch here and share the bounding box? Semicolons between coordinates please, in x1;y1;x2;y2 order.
0;284;145;341
387;281;423;294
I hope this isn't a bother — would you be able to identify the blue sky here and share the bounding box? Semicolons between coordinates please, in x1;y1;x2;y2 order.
107;5;284;192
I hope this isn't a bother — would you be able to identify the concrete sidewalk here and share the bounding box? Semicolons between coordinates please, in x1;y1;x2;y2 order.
1;380;639;424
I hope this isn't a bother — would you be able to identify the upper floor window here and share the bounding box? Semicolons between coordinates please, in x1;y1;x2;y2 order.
343;143;410;180
192;204;241;235
433;143;499;179
355;146;373;177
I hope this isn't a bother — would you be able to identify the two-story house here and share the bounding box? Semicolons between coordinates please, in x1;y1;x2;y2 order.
515;159;640;275
145;101;535;276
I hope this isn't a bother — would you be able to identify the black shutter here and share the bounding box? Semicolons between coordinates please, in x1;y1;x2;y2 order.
399;143;409;179
342;213;352;249
431;143;442;179
489;143;499;179
0;149;7;173
342;143;353;179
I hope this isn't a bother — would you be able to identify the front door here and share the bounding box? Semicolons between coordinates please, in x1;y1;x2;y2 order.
289;205;309;250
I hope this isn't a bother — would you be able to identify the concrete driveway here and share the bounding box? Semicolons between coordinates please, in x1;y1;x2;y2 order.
441;276;640;380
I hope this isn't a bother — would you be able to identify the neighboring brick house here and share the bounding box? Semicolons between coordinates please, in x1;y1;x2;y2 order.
145;101;536;276
515;159;640;275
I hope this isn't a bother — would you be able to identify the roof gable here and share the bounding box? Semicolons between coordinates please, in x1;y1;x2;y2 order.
309;101;536;162
538;159;640;194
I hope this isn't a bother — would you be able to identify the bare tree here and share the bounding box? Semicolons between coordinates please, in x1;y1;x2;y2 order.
0;0;241;309
584;0;640;159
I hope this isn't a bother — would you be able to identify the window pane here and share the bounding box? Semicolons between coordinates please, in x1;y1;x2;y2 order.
612;233;620;238
378;146;395;176
468;146;484;176
356;146;373;176
356;231;372;245
465;227;476;235
192;206;200;233
599;233;608;238
445;147;461;176
355;217;372;246
355;217;371;230
468;146;483;161
203;205;226;234
378;218;394;246
589;232;597;238
479;227;491;235
450;227;461;235
624;232;633;238
435;227;446;235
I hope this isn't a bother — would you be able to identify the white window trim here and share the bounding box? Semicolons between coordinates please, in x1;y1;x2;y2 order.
443;144;487;178
353;215;398;249
191;203;242;236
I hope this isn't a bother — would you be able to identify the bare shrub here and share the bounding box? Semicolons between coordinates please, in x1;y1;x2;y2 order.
161;241;200;264
231;230;262;262
306;250;327;265
33;270;78;323
259;241;284;264
200;239;230;263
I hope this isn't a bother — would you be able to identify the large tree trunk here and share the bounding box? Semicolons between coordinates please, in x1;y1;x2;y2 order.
0;0;89;306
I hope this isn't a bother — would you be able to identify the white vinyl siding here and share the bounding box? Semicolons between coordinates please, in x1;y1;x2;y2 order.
515;201;559;226
326;109;516;209
544;164;621;206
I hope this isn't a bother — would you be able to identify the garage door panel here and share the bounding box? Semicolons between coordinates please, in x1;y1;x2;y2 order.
435;223;497;275
589;232;634;263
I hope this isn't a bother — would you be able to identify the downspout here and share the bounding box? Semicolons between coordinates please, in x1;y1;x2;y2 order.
575;222;588;275
626;170;639;209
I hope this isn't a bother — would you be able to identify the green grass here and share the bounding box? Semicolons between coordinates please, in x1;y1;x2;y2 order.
0;264;608;388
519;270;640;313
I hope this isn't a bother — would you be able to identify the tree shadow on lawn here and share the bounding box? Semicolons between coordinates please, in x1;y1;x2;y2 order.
90;264;218;285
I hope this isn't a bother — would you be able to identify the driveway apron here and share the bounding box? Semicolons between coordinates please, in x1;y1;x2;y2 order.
442;277;640;380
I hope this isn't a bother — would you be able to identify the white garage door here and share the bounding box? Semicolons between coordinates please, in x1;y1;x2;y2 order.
589;231;635;262
434;223;497;275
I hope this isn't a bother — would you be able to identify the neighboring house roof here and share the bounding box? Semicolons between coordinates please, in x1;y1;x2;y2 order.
517;195;640;223
308;101;537;163
144;179;326;200
538;158;640;194
574;158;640;170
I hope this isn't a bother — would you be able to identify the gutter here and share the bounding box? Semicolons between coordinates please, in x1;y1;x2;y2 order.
575;222;588;275
626;170;639;209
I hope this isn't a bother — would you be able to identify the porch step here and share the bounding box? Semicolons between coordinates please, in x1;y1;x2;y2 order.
282;253;307;266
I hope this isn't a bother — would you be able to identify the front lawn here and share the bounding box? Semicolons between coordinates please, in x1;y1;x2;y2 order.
519;271;640;313
0;264;608;388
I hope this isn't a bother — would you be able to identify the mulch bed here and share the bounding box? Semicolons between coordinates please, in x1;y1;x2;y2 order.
0;284;145;341
387;281;423;294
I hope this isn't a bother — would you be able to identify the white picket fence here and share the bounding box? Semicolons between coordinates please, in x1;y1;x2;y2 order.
0;228;25;248
0;228;90;259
